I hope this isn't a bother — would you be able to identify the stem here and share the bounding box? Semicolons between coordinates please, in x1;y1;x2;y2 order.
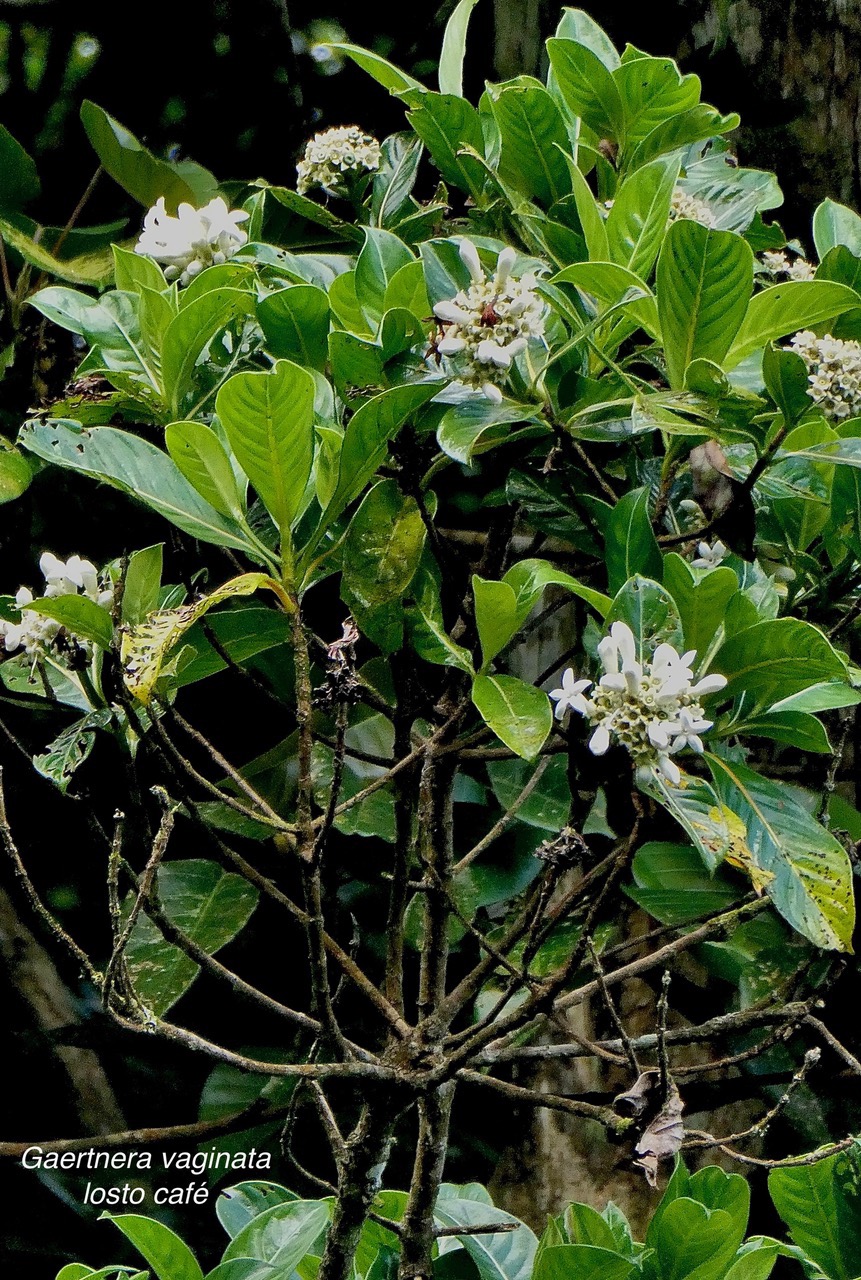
398;1083;456;1280
318;1103;403;1280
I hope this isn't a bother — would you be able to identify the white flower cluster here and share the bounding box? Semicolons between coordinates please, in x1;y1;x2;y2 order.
0;553;111;658
296;125;381;196
669;187;717;228
135;197;249;286
761;250;816;282
786;330;861;421
692;539;728;569
433;241;546;403
549;621;727;785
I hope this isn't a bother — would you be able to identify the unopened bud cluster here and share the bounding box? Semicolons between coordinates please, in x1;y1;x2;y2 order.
432;240;546;403
0;553;112;658
549;621;727;786
296;125;381;196
669;187;717;228
135;197;249;286
786;330;861;421
761;250;816;282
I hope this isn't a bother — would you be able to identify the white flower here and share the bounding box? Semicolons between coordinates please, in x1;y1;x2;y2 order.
692;539;728;569
0;552;111;659
786;330;861;421
296;125;381;196
431;241;546;401
135;196;249;286
548;621;728;784
761;250;816;282
669;187;717;229
549;668;592;720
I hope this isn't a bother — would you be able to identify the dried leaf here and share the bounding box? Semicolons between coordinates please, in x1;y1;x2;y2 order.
634;1077;684;1186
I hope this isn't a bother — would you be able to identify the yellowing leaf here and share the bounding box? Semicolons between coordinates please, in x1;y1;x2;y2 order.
121;572;291;703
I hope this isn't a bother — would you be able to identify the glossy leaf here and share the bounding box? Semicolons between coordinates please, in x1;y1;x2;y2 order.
125;859;260;1015
217;362;316;540
19;420;257;555
165;421;246;522
472;674;553;761
604;487;662;595
656;221;753;388
222;1200;331;1276
726;280;860;367
105;1215;204;1280
81;101;217;209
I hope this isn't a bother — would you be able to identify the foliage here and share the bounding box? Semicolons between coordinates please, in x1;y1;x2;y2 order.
2;6;861;1279
54;1151;861;1279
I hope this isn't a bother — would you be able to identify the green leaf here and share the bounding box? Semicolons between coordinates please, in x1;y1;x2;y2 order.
606;155;679;277
715;618;847;712
24;595;113;649
486;756;571;832
408;95;487;201
436;400;545;464
503;559;611;620
173;607;291;687
0;443;33;504
217;1184;299;1239
813;197;861;260
0;124;40;212
433;1198;537;1280
723;1248;778;1280
604;487;662;594
33;712;109;793
726;281;860;368
762;344;812;426
315;383;438;533
166;421;246;522
222;1201;331;1278
737;709;831;754
327;44;424;95
769;1147;861;1280
121;544;163;627
626;104;740;174
708;755;855;951
563;163;610;261
628;842;739;925
125;860;259;1014
342;479;426;610
372;133;424;227
533;1245;634;1280
662;555;738;659
217;362;316;540
656;221;753;388
471;674;553;761
355;228;415;326
105;1214;204;1280
638;766;731;872
439;0;479;96
30;289;160;392
606;575;684;657
112;244;166;294
546;38;626;140
81;101;217;209
20;420;257;556
551;262;658;334
644;1198;742;1280
489;84;572;207
473;578;519;670
0;217;115;289
258;285;331;370
614;55;701;161
162;288;256;414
